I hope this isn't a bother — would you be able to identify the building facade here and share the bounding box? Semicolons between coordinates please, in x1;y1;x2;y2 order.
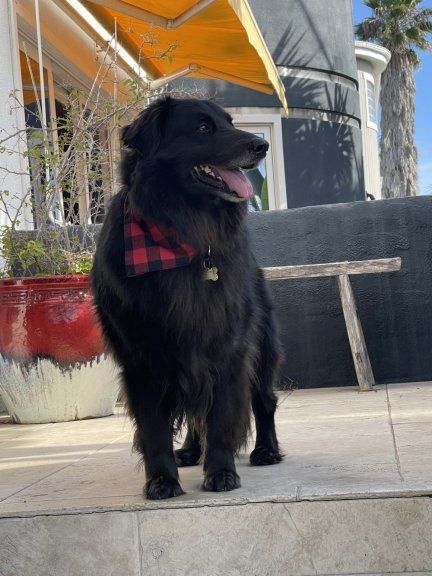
0;0;136;230
178;0;366;210
1;0;387;223
355;41;391;200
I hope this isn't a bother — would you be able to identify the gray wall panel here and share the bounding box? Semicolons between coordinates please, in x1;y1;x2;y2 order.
248;197;432;388
186;78;360;120
282;119;365;207
248;0;358;78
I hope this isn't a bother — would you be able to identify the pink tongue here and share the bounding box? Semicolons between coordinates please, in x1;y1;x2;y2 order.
211;166;253;199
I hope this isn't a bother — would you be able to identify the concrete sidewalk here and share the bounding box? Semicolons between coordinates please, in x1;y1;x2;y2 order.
1;382;432;575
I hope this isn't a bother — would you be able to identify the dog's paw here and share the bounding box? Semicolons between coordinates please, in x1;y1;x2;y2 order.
202;470;241;492
175;448;201;467
145;476;185;500
250;446;283;466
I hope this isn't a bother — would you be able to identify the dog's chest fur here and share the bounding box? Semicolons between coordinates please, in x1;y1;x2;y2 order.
93;192;258;357
131;241;254;352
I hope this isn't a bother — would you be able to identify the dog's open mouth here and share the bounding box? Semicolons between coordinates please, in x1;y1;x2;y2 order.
193;164;253;200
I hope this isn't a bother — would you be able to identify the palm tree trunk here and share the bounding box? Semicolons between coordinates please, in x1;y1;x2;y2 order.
380;53;418;198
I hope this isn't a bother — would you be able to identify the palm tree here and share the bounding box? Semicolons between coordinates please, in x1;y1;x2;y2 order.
356;0;432;198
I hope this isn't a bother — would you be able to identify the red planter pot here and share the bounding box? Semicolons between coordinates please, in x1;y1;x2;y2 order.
0;275;119;423
0;275;103;361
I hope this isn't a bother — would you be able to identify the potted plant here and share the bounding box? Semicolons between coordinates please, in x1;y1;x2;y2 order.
0;49;152;423
0;221;120;423
0;30;187;423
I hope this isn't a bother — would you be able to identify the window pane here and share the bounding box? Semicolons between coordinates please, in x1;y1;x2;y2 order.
366;80;377;125
246;131;269;211
19;51;52;226
20;51;49;119
55;99;79;223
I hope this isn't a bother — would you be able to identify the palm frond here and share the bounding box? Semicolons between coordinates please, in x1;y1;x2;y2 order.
356;17;385;41
412;9;432;32
364;0;381;10
356;0;432;55
407;47;421;66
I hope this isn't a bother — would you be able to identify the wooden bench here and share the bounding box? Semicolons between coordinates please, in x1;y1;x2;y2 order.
263;258;402;391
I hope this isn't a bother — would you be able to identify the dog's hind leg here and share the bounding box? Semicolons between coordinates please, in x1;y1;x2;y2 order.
250;387;282;466
175;423;201;467
250;308;283;467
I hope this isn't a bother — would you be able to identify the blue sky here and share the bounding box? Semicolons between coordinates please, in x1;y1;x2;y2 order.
353;0;432;195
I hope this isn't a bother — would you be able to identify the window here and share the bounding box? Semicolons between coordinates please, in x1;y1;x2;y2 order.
231;113;287;210
18;44;114;226
19;50;58;226
243;127;272;211
51;85;112;225
365;76;378;128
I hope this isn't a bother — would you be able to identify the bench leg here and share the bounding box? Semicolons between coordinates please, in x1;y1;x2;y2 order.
336;274;375;391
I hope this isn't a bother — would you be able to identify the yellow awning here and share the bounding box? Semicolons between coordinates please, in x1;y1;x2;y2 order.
81;0;288;115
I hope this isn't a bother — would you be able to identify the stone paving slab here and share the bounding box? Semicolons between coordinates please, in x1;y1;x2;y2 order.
1;382;432;575
0;383;432;517
386;382;432;483
1;498;432;576
0;511;141;576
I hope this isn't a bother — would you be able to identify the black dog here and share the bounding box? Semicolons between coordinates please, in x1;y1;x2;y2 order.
92;97;282;500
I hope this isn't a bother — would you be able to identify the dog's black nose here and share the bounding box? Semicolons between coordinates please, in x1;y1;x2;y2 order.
249;138;269;156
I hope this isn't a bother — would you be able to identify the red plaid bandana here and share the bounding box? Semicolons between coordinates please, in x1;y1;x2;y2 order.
124;200;197;277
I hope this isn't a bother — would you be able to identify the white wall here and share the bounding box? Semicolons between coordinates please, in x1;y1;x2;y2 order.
355;42;391;201
0;0;32;229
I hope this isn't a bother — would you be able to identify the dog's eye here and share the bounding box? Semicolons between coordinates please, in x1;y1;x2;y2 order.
197;122;211;133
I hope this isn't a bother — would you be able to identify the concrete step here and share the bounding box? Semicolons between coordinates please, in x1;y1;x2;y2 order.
1;383;432;576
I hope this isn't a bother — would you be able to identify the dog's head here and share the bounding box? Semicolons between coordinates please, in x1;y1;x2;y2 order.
121;97;268;203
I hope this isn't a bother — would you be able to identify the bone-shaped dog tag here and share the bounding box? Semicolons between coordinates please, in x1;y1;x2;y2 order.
202;266;219;281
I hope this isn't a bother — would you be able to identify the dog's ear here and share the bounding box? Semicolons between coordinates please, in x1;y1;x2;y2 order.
121;97;171;157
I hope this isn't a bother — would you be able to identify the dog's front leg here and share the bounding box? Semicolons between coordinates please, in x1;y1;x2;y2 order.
127;381;184;500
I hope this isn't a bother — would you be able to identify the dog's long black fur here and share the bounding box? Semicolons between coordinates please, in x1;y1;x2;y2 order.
92;97;283;500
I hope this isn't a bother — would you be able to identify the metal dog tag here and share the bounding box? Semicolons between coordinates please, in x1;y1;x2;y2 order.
203;266;219;282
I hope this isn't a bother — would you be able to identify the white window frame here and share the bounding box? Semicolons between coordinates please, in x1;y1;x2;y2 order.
364;72;378;131
230;112;287;210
